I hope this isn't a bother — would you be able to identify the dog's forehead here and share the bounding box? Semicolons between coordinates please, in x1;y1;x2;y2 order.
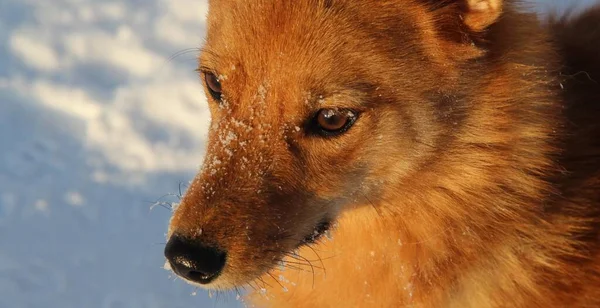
204;1;345;63
202;0;427;82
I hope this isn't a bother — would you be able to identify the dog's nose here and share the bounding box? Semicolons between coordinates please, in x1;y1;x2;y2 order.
164;235;226;284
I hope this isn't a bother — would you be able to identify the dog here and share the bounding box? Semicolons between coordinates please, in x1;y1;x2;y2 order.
164;0;600;306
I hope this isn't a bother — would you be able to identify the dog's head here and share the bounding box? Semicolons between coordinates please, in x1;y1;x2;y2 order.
165;0;505;289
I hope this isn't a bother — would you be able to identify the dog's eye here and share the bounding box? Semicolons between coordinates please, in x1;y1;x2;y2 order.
314;108;358;136
204;72;222;101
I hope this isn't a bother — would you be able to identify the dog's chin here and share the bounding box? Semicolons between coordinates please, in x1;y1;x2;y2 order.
181;276;236;290
172;270;255;291
166;260;281;291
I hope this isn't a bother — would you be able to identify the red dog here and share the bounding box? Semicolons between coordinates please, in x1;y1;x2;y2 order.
165;1;600;306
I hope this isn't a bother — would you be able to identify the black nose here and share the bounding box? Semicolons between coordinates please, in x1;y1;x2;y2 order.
164;235;226;284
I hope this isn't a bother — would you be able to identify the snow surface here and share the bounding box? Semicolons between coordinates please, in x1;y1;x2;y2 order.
0;0;596;307
0;0;240;307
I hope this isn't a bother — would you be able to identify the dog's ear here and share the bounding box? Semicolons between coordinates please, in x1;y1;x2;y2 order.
416;0;506;61
423;0;503;32
461;0;503;31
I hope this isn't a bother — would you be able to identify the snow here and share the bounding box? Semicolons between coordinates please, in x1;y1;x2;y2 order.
0;0;239;307
9;34;61;72
0;0;596;307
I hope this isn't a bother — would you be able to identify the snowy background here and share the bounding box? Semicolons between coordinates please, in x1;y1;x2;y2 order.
0;0;596;307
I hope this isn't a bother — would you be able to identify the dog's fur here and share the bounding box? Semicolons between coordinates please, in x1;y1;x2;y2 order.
166;0;600;306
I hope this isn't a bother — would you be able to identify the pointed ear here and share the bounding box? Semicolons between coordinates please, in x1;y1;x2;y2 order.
461;0;503;31
423;0;503;32
418;0;506;61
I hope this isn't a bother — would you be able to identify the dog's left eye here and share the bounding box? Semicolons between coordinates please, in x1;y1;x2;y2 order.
204;72;222;101
313;108;358;136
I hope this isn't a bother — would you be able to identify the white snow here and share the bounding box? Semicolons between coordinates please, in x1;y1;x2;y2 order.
9;33;60;72
34;199;50;213
0;0;238;307
65;191;85;207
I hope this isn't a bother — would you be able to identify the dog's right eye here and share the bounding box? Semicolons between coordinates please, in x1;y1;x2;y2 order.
204;72;222;101
312;108;358;137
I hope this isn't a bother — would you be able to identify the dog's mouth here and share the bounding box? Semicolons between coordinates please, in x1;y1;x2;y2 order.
298;218;333;248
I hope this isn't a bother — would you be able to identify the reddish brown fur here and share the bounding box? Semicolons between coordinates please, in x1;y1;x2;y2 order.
166;0;600;306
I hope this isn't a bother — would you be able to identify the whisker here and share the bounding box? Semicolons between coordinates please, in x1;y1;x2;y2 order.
280;263;307;272
167;48;201;64
282;264;311;272
178;181;188;200
265;248;332;266
299;245;327;277
279;252;316;288
246;281;258;292
154;193;180;203
271;258;312;272
283;253;336;263
282;253;325;270
234;286;243;301
267;271;286;290
257;276;273;289
281;259;324;270
362;192;383;218
149;201;174;212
